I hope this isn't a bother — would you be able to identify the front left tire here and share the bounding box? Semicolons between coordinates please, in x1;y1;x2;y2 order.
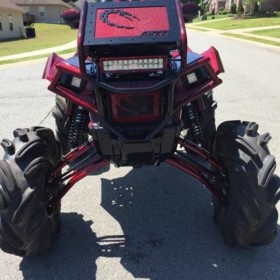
0;127;61;256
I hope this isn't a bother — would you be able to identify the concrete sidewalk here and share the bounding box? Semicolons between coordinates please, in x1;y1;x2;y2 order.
188;21;280;44
0;40;76;62
228;25;280;43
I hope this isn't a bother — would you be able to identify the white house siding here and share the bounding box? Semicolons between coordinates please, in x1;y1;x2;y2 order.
0;9;24;40
32;5;68;23
15;4;71;24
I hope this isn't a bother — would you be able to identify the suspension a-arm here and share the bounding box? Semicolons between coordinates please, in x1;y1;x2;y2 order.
165;138;228;204
50;140;109;203
49;138;227;206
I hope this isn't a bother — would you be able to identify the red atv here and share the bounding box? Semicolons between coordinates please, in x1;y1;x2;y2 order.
0;0;279;256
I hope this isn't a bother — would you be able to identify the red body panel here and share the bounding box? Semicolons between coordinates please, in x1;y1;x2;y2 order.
95;7;169;38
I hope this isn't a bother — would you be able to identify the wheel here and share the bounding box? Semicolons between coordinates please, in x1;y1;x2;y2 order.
185;91;217;151
213;121;280;247
52;95;70;155
0;127;61;256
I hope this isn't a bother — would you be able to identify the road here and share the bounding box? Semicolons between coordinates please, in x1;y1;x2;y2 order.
0;31;280;280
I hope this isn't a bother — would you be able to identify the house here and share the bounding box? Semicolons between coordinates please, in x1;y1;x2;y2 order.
69;0;84;10
12;0;72;24
210;0;274;14
0;0;24;40
69;0;97;10
209;0;227;14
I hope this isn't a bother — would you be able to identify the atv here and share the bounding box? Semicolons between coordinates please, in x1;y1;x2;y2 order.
0;0;279;256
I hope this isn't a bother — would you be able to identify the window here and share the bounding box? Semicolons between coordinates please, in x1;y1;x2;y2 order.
0;15;2;31
39;6;45;17
8;15;13;31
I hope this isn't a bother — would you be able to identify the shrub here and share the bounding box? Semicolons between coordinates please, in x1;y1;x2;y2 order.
201;14;208;20
218;7;229;14
230;3;237;14
218;7;224;14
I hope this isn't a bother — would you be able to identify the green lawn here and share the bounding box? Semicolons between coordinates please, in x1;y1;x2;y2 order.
192;15;229;23
193;17;280;30
0;23;78;57
248;28;280;38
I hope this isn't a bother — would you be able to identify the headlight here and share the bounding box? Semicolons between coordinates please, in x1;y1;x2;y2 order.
59;72;86;93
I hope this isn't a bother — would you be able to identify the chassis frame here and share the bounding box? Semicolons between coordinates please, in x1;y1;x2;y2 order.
43;0;227;209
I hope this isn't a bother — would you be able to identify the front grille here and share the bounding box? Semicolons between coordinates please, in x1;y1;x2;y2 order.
110;91;160;123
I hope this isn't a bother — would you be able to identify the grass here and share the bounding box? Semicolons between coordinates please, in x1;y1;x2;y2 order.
248;28;280;38
193;16;280;30
0;23;77;56
222;32;280;46
0;48;76;66
192;14;229;23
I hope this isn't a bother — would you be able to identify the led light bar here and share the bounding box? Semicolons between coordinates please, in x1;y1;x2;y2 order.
100;56;167;73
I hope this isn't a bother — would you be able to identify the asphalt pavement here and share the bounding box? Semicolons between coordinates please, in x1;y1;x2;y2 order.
0;30;280;280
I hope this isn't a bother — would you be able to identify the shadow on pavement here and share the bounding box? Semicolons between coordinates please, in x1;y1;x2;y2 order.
20;213;98;280
20;164;280;280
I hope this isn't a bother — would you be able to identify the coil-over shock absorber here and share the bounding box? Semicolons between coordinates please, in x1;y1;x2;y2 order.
183;102;203;146
68;106;88;148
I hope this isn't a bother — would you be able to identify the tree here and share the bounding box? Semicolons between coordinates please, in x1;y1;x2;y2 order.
253;1;259;12
269;0;280;11
244;0;264;13
182;2;201;21
199;0;210;15
237;1;244;13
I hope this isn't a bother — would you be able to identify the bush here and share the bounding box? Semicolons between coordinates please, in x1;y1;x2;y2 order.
230;3;237;14
218;7;229;14
201;14;208;20
218;7;224;14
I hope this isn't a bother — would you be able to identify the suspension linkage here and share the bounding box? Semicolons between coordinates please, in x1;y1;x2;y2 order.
50;140;109;202
178;138;225;174
165;138;228;203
